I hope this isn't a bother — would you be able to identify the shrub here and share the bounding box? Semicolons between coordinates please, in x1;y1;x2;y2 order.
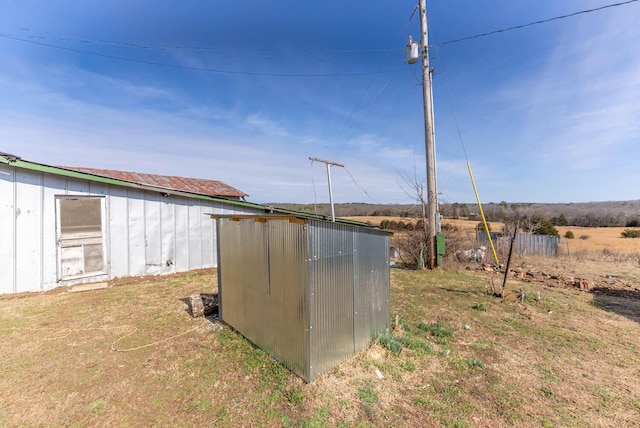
564;231;574;239
579;235;590;240
476;222;491;232
551;213;568;226
380;220;413;231
533;217;559;236
621;229;640;238
626;216;640;227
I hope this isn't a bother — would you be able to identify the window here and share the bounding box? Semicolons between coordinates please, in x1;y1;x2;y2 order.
57;197;106;279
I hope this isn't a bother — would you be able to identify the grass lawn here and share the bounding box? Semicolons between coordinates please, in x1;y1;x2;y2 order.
1;268;639;427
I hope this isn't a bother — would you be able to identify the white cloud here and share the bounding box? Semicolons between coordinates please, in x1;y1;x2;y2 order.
242;114;290;137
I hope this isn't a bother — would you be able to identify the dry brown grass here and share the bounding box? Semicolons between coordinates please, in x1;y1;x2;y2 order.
2;226;640;426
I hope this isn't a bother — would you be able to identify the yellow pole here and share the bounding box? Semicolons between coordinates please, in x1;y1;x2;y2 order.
467;162;499;265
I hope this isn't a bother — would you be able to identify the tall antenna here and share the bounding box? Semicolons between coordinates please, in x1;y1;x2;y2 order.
309;157;344;222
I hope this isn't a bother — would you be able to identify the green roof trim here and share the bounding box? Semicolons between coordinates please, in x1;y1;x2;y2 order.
0;154;372;228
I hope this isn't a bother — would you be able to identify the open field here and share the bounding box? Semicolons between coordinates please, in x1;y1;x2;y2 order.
349;216;640;282
2;251;640;426
346;216;640;253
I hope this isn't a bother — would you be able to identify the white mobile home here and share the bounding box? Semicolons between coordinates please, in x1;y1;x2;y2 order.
0;152;266;294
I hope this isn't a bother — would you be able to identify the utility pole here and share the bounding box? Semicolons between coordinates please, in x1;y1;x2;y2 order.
407;3;438;268
309;157;344;222
418;0;439;268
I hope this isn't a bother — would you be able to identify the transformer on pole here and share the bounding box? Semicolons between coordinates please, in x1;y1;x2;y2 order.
408;0;440;268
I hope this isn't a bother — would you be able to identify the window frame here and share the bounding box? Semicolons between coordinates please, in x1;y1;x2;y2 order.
55;196;108;281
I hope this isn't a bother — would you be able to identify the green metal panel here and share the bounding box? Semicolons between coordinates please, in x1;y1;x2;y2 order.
436;234;445;254
436;233;445;265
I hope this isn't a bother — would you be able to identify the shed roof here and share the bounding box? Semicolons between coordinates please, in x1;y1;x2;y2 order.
61;167;248;199
0;152;373;227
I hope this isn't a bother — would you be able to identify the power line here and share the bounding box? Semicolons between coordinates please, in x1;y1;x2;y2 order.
441;68;469;163
4;0;637;62
330;3;419;152
343;167;382;204
338;70;400;153
0;33;404;77
437;0;640;46
6;28;400;54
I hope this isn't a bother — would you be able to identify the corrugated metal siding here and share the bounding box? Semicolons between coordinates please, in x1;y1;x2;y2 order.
266;220;308;378
218;218;309;379
308;221;390;380
513;234;558;257
236;219;270;342
353;228;390;352
308;221;356;381
479;232;558;257
217;216;390;382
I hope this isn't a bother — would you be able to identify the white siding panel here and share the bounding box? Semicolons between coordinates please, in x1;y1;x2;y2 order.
41;175;65;288
0;164;15;294
88;181;108;195
144;192;162;275
188;201;202;269
161;196;176;274
108;187;130;278
127;190;146;276
15;170;42;292
174;198;189;272
66;178;90;194
200;203;215;268
44;175;67;194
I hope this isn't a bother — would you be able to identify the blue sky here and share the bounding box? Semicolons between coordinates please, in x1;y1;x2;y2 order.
1;1;639;205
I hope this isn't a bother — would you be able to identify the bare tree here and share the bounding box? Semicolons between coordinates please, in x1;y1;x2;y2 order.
395;169;429;269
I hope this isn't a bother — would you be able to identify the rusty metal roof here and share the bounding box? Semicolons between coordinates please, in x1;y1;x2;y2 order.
60;167;248;199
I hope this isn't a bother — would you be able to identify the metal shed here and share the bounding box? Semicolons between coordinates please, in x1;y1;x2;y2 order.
214;215;391;382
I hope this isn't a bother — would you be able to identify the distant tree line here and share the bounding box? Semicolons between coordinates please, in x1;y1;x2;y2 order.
268;201;640;228
440;200;640;228
379;219;424;231
269;203;422;218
